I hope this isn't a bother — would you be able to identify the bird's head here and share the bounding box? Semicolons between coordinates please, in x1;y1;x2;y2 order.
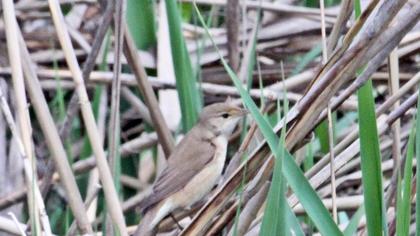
199;102;248;136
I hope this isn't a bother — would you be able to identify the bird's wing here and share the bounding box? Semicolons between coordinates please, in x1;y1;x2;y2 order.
140;129;216;211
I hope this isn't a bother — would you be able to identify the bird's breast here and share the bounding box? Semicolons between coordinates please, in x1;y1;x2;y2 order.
212;135;229;171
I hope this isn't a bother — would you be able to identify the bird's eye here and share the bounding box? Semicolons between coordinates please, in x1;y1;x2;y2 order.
222;113;229;119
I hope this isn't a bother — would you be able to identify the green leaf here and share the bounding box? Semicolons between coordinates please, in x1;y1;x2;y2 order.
315;121;330;153
166;0;202;132
179;2;193;22
285;204;305;236
126;0;156;50
396;126;415;236
357;80;388;236
304;142;314;171
282;149;342;236
263;79;303;236
291;44;321;76
343;204;365;236
193;4;342;235
354;1;388;234
51;57;66;121
261;98;287;236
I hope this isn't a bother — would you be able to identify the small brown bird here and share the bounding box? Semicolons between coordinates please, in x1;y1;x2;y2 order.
134;101;247;236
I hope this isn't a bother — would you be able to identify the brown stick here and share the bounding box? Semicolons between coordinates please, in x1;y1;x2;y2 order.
226;0;240;72
122;25;175;158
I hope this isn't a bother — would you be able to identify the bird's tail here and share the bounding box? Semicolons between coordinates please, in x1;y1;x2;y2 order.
134;200;175;236
133;206;158;236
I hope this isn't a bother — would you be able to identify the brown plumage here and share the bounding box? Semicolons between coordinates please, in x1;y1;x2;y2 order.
134;102;247;236
139;124;216;212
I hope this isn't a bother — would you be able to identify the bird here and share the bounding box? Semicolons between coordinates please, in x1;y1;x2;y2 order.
134;101;248;236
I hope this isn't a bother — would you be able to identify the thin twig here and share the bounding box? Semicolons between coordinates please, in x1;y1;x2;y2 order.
99;0;175;157
326;0;353;55
387;48;401;213
47;0;128;234
0;215;28;235
320;0;337;222
2;0;51;234
183;0;338;17
0;69;52;236
59;0;114;143
105;0;125;232
17;28;94;234
67;184;102;236
122;24;175;158
7;212;26;236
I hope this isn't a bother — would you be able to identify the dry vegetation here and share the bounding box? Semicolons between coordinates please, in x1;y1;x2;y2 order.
0;0;419;235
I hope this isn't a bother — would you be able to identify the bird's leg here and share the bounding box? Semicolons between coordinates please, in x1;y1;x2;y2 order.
169;213;184;231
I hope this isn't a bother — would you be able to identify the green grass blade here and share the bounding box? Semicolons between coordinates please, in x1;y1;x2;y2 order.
315;121;330;153
282;150;342;236
260;149;286;236
395;175;404;236
180;2;193;22
262;79;302;236
165;0;202;132
126;0;156;50
396;126;415;236
193;4;342;235
291;44;321;76
416;87;420;236
343;204;365;236
357;80;387;236
261;98;287;236
51;57;66;121
285;204;305;236
354;2;387;235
